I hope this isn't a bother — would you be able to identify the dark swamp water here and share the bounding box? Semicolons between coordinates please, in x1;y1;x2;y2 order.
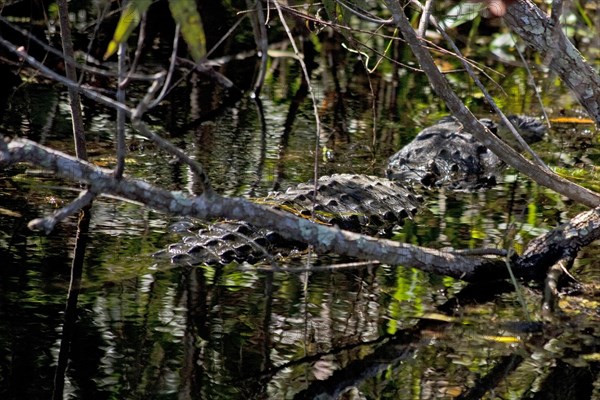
2;7;600;400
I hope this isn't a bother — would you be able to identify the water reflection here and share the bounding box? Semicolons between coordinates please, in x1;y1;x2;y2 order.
1;49;600;400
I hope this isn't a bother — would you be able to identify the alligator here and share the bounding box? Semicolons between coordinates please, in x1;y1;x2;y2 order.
157;115;546;266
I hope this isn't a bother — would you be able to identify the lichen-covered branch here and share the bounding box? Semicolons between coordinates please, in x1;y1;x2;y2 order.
3;136;600;283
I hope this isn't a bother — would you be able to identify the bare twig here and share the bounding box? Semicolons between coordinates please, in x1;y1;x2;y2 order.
0;36;133;113
132;117;215;197
0;16;154;82
417;0;434;37
279;3;506;92
334;0;393;24
120;12;147;88
149;24;182;109
57;0;87;160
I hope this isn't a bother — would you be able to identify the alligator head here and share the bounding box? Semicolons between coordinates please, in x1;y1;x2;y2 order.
386;115;546;191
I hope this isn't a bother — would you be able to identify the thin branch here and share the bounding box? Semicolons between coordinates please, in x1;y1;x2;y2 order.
57;0;87;160
119;12;147;88
550;0;563;27
132;118;215;197
417;0;434;37
334;0;393;24
412;0;549;171
0;15;155;82
149;24;181;109
279;3;507;93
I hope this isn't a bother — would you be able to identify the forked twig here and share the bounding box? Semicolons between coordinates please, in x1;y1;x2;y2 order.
28;190;96;233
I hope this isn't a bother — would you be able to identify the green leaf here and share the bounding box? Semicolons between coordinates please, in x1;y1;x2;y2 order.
168;0;206;63
103;0;151;60
439;3;483;30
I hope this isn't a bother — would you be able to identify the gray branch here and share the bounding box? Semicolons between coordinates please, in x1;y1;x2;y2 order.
504;0;600;125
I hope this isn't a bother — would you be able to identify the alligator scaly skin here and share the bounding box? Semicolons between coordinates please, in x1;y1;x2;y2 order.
158;174;423;265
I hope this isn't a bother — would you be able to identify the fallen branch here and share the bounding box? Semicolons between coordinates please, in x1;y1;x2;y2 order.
1;136;510;282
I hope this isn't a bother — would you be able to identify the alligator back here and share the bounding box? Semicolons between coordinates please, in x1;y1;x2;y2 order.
158;174;423;265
